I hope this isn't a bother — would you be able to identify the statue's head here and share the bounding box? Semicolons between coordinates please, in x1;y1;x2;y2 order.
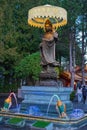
56;100;63;107
5;96;11;103
44;19;53;32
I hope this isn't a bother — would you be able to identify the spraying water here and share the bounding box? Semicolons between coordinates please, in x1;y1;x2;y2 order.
1;92;18;112
46;94;69;119
9;92;18;108
46;94;60;116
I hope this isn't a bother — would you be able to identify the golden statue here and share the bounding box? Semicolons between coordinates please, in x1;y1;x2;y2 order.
40;19;59;72
56;100;67;118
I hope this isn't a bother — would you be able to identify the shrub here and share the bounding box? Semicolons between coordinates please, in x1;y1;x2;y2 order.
70;90;76;101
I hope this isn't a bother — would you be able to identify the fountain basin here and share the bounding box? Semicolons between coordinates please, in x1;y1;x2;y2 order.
19;86;73;116
0;111;87;129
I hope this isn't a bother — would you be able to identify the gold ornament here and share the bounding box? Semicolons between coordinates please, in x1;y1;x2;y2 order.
28;4;67;30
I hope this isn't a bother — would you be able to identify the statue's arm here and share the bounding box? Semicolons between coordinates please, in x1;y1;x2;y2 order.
42;37;53;42
53;32;58;38
53;32;58;43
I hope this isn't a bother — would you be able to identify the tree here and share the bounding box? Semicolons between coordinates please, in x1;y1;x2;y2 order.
59;0;84;88
0;0;42;87
75;0;87;85
15;52;41;85
0;0;85;88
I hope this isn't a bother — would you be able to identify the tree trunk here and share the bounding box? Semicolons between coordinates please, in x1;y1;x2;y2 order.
82;15;85;85
69;30;75;88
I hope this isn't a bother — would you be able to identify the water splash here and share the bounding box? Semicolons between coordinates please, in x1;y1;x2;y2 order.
46;94;60;116
1;92;18;112
70;109;84;119
9;92;18;108
28;106;43;116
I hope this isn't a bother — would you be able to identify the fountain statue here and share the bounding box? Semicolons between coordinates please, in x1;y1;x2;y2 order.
1;95;12;111
46;94;67;118
56;100;67;118
18;4;73;119
1;92;18;112
39;19;60;86
28;4;67;86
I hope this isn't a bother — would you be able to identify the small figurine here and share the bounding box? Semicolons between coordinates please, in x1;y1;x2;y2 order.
56;100;67;118
1;92;17;112
1;95;12;112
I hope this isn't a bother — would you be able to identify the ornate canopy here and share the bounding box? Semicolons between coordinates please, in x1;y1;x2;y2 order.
28;4;67;29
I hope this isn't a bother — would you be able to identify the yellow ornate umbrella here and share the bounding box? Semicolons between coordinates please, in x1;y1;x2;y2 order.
28;4;67;30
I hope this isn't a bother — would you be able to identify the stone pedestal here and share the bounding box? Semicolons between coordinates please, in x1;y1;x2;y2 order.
18;86;73;117
39;70;58;86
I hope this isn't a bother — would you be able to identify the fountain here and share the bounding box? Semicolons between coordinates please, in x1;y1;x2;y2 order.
0;92;26;128
46;94;68;118
1;92;18;112
46;94;60;116
19;86;73;117
0;4;87;130
0;91;87;129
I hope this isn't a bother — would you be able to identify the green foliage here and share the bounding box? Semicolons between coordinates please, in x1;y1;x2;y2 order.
0;47;20;74
0;84;18;93
8;117;24;124
33;121;50;128
0;0;86;87
70;90;76;101
15;52;41;81
55;67;60;78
